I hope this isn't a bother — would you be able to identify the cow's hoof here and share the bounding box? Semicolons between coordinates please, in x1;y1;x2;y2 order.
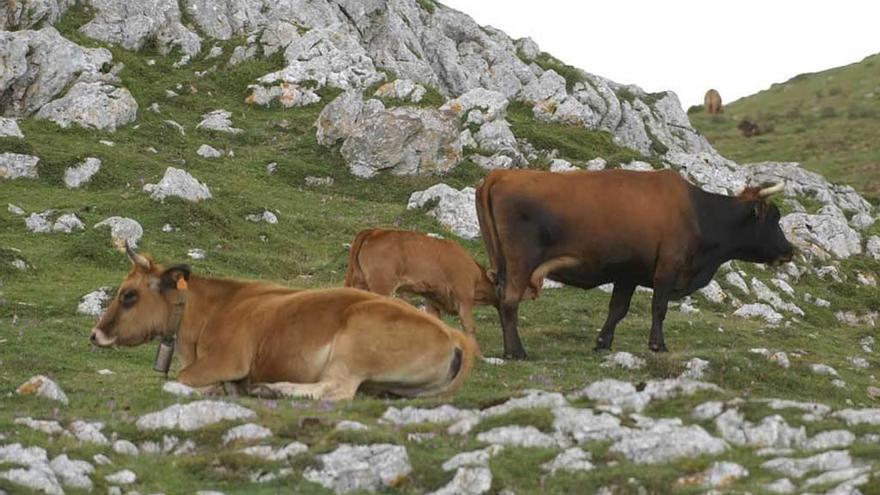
593;344;612;353
649;344;669;353
503;350;528;360
248;384;281;399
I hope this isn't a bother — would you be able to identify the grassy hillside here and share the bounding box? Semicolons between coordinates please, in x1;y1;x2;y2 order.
2;12;880;494
689;53;880;201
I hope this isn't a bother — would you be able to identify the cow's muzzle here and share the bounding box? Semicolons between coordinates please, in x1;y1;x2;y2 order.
90;328;116;347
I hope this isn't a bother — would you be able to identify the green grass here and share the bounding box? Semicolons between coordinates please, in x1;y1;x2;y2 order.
1;14;879;495
689;52;880;202
531;52;587;91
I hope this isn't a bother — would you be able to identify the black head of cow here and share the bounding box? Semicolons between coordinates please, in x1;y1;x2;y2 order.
89;243;190;347
732;183;794;266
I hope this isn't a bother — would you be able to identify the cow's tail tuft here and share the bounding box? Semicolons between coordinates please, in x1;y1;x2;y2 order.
442;330;477;396
344;229;373;289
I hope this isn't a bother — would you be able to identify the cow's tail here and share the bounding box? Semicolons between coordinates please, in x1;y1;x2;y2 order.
440;329;477;397
475;172;504;295
344;229;373;289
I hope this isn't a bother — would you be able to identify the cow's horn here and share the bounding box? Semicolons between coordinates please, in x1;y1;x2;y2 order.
125;241;150;270
758;182;784;197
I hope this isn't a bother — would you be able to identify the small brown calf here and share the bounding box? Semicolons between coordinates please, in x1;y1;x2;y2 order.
344;229;497;346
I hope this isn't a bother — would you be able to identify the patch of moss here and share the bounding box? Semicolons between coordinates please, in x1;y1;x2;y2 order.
532;52;586;91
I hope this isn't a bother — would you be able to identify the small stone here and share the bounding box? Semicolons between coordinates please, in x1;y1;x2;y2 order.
847;356;870;369
16;375;69;405
197;109;242;134
763;478;796;494
734;303;783;325
586;157;606;171
197;144;223;158
63;157;101;188
164;120;185;135
14;417;64;435
810;363;839;377
52;213;85;233
245;211;278;224
145;167;212;203
677;461;748;488
99;140;114;147
769;352;791;369
222;424;272;444
549;159;576;173
69;420;108;445
541;447;593;474
266;162;278;174
97;369;113;375
113;440;139;456
93;454;111;466
305;176;334;187
761;450;852;478
105;470;136;485
602;351;645;370
680;358;710;379
162;381;196;397
336;420;369;432
429;467;492;495
692;401;725;421
8;203;25;215
475;425;561;448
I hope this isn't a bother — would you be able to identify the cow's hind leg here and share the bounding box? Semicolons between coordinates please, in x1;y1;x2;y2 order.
456;302;482;356
594;283;636;351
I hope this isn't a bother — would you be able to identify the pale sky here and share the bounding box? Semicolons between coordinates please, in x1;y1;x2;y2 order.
441;1;880;108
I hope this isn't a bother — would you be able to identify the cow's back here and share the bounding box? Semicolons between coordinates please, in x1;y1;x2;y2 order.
479;169;697;286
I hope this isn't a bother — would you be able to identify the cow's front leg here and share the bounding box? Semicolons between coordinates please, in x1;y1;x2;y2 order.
177;356;248;388
648;285;671;352
595;283;636;351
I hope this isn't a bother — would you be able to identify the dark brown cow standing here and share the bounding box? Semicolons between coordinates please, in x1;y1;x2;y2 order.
476;168;793;359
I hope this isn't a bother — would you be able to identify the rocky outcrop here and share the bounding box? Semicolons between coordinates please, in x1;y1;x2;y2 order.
1;0;74;30
79;0;201;56
0;117;24;137
316;91;462;177
0;27;112;117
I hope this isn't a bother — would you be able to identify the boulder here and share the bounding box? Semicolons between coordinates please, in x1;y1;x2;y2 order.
35;82;138;131
316;92;462;177
541;447;594;474
64;157;101;188
407;184;479;239
714;410;806;449
601;351;645;370
94;216;143;248
184;0;265;40
761;450;852;478
69;420;108;445
0;27;112;117
303;444;412;494
52;213;84;233
144;167;212;202
781;207;862;259
0;153;39;179
80;0;201;56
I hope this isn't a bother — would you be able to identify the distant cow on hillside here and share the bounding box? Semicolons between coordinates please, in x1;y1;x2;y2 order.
704;89;723;115
345;229;496;351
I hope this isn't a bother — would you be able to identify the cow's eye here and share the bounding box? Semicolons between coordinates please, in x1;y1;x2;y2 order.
121;290;138;308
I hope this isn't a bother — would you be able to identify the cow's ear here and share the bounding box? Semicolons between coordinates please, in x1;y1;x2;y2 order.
159;264;191;292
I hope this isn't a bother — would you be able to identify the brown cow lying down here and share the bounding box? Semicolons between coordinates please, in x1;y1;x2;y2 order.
344;229;497;346
89;245;476;400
